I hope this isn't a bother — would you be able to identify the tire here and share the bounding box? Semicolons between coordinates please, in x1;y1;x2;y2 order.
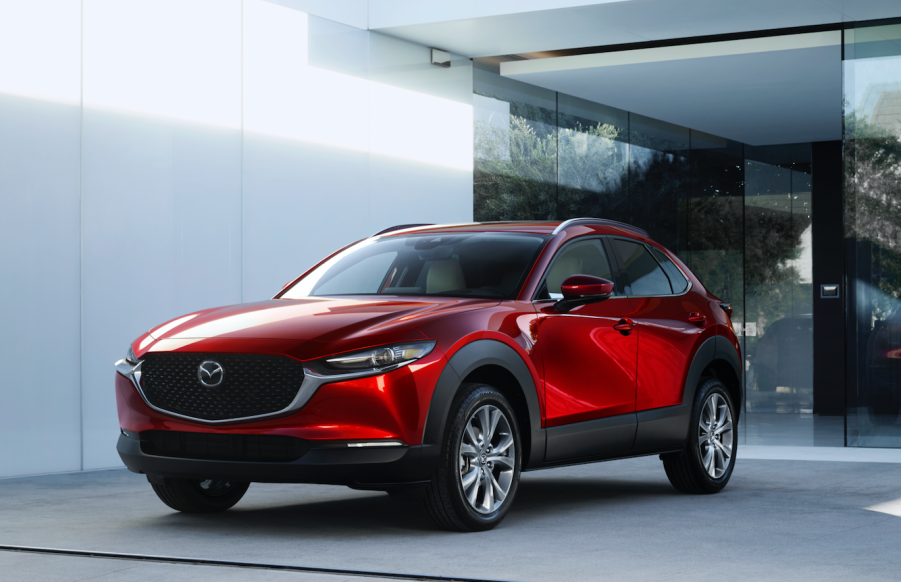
423;383;522;532
662;377;737;494
151;477;249;513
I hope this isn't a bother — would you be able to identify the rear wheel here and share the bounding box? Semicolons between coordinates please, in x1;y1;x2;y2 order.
151;477;249;513
423;383;521;531
662;378;736;494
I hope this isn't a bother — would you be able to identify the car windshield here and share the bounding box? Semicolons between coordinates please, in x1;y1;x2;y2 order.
281;232;550;300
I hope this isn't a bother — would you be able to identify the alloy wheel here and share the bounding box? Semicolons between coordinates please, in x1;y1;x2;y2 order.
458;404;515;514
697;392;734;479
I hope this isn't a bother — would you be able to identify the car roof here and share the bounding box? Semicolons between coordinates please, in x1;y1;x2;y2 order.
375;218;650;239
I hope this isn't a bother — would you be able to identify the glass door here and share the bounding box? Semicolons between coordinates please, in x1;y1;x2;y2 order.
844;23;901;446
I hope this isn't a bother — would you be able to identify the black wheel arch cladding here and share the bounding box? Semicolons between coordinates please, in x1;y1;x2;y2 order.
422;339;544;467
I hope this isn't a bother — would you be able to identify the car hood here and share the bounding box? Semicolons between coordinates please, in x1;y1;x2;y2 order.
145;297;499;343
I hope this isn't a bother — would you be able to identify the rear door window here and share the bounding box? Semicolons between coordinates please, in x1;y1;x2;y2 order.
612;239;673;296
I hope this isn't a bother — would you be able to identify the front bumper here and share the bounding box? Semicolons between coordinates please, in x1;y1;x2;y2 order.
114;344;446;445
117;431;434;487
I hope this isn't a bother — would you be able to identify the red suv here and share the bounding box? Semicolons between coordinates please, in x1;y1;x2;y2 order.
115;219;741;531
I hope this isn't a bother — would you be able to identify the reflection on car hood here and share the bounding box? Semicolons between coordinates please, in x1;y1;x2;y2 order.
147;297;499;342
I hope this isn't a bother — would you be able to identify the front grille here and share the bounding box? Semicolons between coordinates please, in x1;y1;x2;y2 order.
141;430;309;462
140;353;305;421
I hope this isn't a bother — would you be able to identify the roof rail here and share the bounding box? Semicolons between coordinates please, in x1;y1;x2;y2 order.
552;217;649;237
372;223;434;236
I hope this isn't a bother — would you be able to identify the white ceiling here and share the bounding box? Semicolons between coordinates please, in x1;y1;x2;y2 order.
502;32;843;145
285;0;891;146
371;0;899;58
367;0;623;30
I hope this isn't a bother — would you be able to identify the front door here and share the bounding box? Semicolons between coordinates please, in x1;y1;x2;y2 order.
533;237;639;428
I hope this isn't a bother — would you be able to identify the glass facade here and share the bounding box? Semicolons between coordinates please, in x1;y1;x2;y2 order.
688;131;745;376
473;62;844;447
743;146;834;445
629;114;689;254
473;67;558;220
844;23;901;447
557;94;630;225
475;23;901;447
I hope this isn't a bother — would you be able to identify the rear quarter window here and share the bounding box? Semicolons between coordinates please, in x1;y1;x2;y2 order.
649;246;689;294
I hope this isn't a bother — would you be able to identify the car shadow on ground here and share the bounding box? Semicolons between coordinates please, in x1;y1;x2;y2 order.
144;477;680;536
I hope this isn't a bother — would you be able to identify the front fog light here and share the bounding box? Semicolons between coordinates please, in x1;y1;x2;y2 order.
324;341;435;373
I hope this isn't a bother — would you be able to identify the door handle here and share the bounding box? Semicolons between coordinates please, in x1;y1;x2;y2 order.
688;312;707;325
613;318;635;335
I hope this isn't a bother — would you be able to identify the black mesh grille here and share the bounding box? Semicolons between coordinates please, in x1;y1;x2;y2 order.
140;353;304;421
141;430;309;462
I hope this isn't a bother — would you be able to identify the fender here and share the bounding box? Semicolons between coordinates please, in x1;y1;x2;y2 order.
421;339;545;469
632;334;741;452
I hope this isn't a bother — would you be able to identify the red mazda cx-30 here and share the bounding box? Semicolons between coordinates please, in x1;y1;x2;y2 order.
115;218;741;531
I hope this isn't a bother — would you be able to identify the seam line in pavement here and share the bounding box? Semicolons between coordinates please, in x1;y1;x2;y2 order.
0;545;519;582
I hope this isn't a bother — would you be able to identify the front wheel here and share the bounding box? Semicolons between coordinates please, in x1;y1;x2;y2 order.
662;377;737;494
423;383;521;531
151;477;250;513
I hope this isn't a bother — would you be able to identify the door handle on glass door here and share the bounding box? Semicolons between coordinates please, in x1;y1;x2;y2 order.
613;318;635;335
688;312;707;325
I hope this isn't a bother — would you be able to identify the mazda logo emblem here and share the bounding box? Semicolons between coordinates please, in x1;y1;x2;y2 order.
198;361;225;387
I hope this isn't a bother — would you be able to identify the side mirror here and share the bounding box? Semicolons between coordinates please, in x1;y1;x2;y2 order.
556;275;614;312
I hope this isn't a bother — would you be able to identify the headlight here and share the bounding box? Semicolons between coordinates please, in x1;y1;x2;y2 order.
125;345;139;365
322;341;435;374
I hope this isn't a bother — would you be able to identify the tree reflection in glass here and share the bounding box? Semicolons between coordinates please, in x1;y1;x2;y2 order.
630;114;690;255
844;26;901;445
473;66;558;221
743;148;813;430
556;94;629;224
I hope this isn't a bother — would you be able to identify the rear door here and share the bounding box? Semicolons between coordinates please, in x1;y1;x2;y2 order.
608;238;703;412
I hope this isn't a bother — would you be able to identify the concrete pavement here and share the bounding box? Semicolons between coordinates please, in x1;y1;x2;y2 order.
1;453;900;581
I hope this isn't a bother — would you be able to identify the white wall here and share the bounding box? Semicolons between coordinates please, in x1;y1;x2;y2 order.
0;0;83;477
0;0;472;477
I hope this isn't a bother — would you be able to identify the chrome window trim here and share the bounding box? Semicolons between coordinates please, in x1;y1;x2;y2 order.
114;357;418;425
